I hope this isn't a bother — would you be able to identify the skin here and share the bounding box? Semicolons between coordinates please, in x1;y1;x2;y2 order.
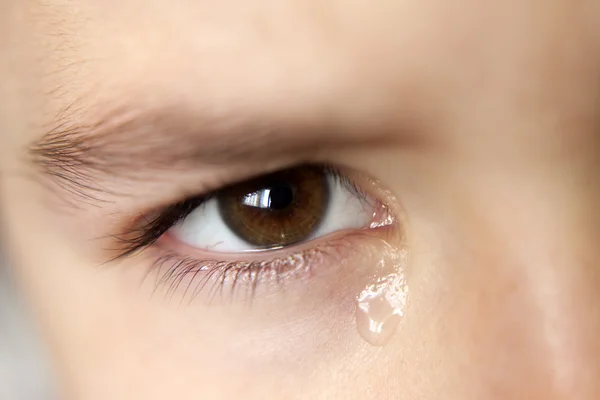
2;0;600;399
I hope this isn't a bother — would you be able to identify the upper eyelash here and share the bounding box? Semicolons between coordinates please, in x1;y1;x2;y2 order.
110;197;207;259
110;164;366;260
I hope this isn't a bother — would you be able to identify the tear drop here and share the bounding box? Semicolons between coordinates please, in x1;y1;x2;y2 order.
356;271;408;346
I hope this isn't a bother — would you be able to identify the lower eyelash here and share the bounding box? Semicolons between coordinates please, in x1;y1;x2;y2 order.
145;243;338;303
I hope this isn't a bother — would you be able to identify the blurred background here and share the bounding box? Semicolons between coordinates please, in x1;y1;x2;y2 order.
0;256;57;399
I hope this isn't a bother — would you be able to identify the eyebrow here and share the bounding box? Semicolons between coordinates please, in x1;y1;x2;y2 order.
29;99;421;203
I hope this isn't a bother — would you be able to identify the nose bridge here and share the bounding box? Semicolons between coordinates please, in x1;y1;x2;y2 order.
464;173;600;398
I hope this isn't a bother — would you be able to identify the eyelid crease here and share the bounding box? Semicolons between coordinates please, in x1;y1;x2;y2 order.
28;100;403;207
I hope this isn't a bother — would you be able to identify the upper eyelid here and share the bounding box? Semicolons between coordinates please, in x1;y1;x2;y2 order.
27;99;408;208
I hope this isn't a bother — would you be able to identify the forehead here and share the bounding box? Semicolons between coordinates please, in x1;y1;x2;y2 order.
38;0;441;111
27;0;600;141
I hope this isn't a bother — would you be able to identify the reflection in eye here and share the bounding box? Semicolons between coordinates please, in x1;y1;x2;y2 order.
170;166;374;252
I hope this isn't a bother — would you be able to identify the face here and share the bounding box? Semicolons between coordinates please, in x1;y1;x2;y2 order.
2;0;600;399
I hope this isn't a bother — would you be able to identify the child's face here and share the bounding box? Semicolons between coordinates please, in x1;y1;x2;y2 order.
2;1;600;398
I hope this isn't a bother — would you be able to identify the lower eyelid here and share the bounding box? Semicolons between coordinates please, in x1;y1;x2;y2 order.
141;227;395;304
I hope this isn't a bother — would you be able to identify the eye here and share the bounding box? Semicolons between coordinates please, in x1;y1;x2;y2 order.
113;164;394;302
169;166;375;253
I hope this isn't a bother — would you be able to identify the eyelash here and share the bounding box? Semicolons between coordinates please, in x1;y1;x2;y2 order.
111;165;388;301
146;242;353;303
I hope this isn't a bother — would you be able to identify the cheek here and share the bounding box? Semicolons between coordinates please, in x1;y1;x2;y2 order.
80;257;379;398
0;176;417;398
119;235;415;394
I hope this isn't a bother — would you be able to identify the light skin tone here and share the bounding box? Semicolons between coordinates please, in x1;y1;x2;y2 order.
2;0;600;399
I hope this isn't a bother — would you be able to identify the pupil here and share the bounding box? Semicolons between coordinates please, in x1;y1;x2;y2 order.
267;183;294;210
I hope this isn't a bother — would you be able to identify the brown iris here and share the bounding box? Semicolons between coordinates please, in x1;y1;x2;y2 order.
218;167;330;248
